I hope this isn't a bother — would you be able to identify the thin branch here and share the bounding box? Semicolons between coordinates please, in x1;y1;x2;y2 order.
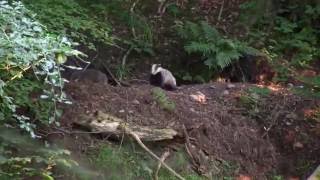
129;132;185;180
217;0;225;22
83;52;99;71
154;150;170;180
101;63;122;86
262;104;281;138
122;46;134;67
130;0;140;38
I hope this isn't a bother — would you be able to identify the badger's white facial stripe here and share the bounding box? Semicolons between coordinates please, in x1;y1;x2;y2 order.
154;67;163;74
151;64;157;74
151;64;163;75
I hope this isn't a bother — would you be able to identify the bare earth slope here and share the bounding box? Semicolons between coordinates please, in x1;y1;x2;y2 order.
60;81;320;179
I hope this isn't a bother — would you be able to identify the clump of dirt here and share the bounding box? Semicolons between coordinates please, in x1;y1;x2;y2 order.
60;81;280;178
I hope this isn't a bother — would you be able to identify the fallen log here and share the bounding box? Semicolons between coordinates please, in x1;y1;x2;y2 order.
74;111;178;141
73;111;185;180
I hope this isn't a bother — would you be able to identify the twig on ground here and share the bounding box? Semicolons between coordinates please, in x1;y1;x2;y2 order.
262;104;281;138
122;46;133;67
217;0;225;22
129;131;185;180
101;63;122;86
154;150;171;180
182;125;198;167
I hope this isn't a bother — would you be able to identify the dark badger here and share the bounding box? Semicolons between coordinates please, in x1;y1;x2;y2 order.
150;64;177;91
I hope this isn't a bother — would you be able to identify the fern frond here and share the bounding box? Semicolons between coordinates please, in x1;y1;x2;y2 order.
176;20;261;72
204;57;217;69
235;41;261;55
200;21;220;42
184;42;216;55
216;50;242;69
185;21;202;40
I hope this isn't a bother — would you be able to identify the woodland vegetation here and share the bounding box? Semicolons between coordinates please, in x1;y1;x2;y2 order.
0;0;320;179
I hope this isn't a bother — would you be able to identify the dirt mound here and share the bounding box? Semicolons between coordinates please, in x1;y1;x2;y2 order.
60;82;279;178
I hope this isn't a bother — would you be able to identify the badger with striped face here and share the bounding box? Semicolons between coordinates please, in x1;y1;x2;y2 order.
150;64;177;91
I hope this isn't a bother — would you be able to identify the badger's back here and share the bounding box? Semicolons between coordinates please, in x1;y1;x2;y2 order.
160;69;176;90
70;69;108;83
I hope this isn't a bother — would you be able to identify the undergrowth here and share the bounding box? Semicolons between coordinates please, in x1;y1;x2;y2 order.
175;21;260;82
0;127;86;180
0;0;84;136
238;86;271;118
152;87;176;112
240;0;320;93
90;142;204;180
0;1;85;178
23;0;114;51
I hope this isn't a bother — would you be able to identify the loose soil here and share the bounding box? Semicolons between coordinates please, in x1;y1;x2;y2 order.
57;81;320;179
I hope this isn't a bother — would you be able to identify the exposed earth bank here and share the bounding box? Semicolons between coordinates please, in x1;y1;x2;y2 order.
58;81;320;179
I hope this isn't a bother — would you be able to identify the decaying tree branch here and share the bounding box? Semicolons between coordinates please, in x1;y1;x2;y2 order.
74;111;178;141
73;111;184;179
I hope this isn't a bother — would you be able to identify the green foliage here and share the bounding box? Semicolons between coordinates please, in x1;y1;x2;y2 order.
0;127;80;179
23;0;114;50
0;1;84;137
91;144;203;180
270;175;284;180
93;145;152;180
292;76;320;98
176;21;260;70
152;87;176;112
116;64;131;81
248;86;271;96
240;1;320;84
239;87;270;115
174;20;259;82
93;0;154;55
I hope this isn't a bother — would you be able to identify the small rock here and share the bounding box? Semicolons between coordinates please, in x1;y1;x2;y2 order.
222;90;230;96
119;109;125;113
132;100;140;105
293;142;304;149
227;84;236;89
209;85;216;89
128;110;134;114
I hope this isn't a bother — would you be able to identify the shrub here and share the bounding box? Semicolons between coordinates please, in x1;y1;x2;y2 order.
240;1;320;83
22;0;114;50
0;1;84;137
176;21;260;70
175;21;260;82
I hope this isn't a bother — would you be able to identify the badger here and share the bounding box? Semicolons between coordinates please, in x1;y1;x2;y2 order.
70;69;108;83
150;64;177;91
